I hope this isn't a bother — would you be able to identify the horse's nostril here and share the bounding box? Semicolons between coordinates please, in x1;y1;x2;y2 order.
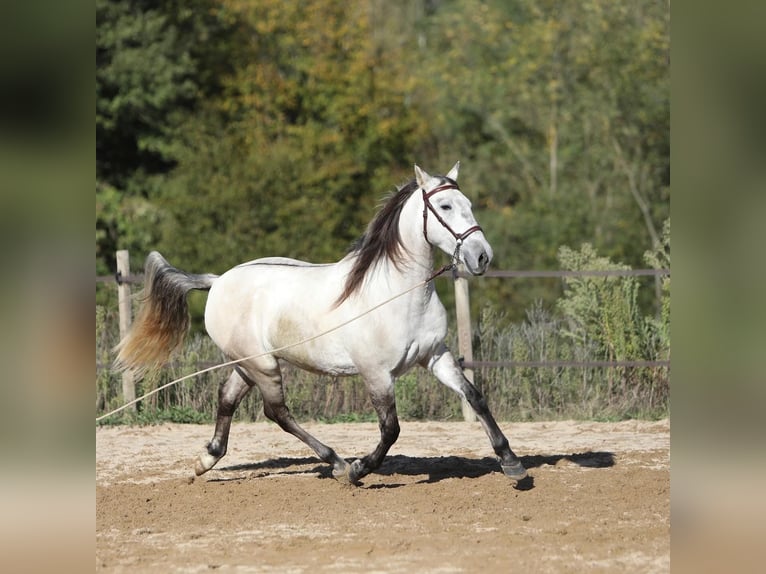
479;252;488;267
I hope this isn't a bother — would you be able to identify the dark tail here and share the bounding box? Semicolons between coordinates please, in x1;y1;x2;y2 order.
114;251;218;377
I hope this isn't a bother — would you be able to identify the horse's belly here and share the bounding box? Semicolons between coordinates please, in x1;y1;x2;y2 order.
278;350;359;377
269;313;360;376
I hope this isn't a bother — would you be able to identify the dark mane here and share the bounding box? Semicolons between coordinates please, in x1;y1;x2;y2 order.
336;179;420;304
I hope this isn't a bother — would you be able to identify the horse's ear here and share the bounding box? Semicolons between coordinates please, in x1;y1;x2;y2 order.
414;164;431;188
446;161;460;181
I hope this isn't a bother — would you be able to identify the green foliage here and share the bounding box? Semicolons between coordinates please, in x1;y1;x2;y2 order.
413;0;669;317
552;242;669;417
644;218;671;352
97;406;210;426
152;0;429;273
472;298;667;421
96;0;196;181
96;180;161;276
96;305;120;413
96;0;246;273
476;304;594;420
95;0;197;233
557;243;644;361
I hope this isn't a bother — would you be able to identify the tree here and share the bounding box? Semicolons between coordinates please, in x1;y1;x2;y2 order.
408;0;669;317
96;0;244;274
154;0;429;272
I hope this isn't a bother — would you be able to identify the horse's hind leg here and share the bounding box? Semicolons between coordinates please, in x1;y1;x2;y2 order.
345;373;400;484
195;369;253;475
245;360;351;480
426;345;527;481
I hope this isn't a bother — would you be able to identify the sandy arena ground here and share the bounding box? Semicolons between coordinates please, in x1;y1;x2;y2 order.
96;419;670;573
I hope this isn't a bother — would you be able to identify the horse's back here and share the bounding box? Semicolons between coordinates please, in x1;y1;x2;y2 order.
236;256;330;269
210;257;345;298
203;256;349;358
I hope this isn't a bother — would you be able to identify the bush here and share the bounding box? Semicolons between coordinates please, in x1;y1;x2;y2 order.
557;243;645;362
553;241;669;417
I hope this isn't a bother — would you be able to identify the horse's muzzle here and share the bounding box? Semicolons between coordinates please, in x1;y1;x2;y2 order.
464;246;492;275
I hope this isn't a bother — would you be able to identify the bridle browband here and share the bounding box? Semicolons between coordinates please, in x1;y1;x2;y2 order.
421;183;483;246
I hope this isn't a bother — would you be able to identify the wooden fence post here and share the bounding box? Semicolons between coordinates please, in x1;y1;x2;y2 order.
116;250;136;411
454;266;477;422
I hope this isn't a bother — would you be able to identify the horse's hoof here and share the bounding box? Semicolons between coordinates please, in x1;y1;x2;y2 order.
347;459;367;484
195;452;220;476
333;469;359;487
501;460;528;481
333;460;362;486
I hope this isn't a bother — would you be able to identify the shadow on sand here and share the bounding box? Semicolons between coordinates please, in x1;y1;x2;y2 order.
211;451;614;491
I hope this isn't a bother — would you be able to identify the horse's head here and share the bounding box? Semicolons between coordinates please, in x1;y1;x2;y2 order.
415;162;493;275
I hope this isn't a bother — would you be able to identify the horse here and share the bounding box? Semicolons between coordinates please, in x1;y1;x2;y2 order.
115;162;527;484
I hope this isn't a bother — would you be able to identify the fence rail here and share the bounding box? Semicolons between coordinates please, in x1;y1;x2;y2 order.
461;360;670;369
459;268;670;278
96;272;143;284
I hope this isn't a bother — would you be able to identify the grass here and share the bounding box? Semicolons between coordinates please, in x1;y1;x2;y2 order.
97;406;210;426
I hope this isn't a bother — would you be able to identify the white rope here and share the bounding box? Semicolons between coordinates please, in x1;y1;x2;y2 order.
96;270;447;422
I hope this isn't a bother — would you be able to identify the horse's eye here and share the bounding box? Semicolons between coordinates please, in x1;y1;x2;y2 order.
439;204;452;211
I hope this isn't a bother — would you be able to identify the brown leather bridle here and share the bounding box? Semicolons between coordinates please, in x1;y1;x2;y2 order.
421;183;483;246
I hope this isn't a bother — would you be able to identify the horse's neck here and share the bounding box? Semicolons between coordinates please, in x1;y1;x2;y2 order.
397;194;435;283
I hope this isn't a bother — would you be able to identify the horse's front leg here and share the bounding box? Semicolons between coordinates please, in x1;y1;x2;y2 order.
195;368;252;475
425;344;527;481
345;374;400;484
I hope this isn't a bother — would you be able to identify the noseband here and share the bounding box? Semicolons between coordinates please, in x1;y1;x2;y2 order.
421;183;483;246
